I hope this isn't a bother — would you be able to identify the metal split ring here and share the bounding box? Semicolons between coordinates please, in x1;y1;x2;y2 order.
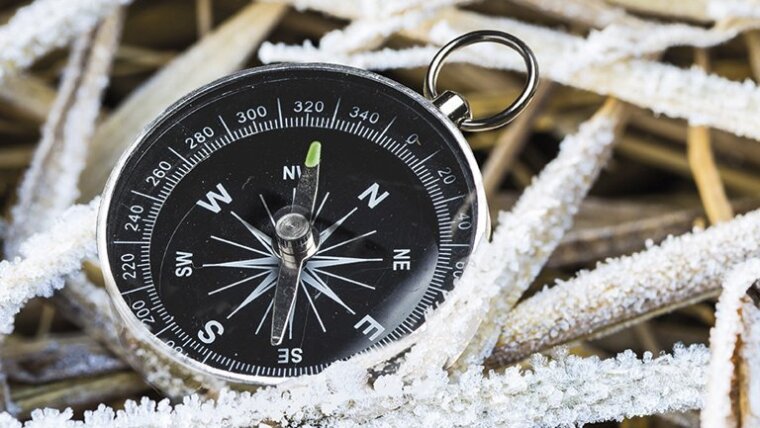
424;30;539;132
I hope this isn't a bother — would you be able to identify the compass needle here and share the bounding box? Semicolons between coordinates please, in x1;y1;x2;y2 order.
270;261;302;345
292;140;321;214
271;141;323;346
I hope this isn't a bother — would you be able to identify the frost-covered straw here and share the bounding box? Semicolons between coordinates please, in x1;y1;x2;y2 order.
317;9;434;54
491;209;760;366
0;344;708;427
0;0;130;82
330;346;708;427
280;0;760;24
740;276;760;426
0;200;99;335
260;8;760;140
281;0;469;20
602;0;760;21
702;259;760;427
5;10;122;256
447;100;623;367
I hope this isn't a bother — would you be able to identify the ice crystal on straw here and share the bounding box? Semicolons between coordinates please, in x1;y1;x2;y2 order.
457;104;621;366
0;345;708;427
740;288;760;425
0;199;98;335
492;208;760;365
0;0;129;81
6;15;119;256
708;0;760;20
702;259;760;427
260;8;760;139
282;0;469;19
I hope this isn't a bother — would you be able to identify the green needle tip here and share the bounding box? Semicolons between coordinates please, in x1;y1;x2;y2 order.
305;141;321;168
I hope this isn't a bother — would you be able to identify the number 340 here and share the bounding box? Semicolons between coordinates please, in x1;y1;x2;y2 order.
349;106;379;123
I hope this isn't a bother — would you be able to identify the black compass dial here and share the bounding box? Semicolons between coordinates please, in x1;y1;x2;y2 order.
100;64;485;382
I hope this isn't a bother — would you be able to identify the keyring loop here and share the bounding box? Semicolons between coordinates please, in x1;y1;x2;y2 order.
424;30;539;132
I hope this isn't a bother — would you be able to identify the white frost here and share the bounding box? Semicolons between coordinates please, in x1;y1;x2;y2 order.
708;0;760;20
6;18;118;256
318;9;434;54
494;209;760;365
741;288;760;426
702;259;760;427
278;0;469;19
568;20;751;72
0;0;130;81
260;9;760;140
281;0;760;23
0;345;708;427
456;106;619;366
0;199;98;335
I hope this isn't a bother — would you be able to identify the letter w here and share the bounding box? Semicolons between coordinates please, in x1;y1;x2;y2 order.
196;183;232;213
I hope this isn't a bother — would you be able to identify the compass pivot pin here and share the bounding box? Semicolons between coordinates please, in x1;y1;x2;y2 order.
275;212;318;266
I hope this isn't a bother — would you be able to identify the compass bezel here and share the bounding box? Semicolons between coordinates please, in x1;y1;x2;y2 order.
97;62;488;386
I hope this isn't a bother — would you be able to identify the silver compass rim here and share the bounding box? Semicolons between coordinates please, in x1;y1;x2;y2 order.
97;62;489;387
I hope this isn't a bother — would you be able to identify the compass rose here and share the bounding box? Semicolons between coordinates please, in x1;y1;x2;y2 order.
201;142;381;345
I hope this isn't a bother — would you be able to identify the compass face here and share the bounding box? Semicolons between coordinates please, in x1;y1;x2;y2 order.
99;64;486;383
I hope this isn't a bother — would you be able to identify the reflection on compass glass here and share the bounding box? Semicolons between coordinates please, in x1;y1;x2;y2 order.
101;64;485;382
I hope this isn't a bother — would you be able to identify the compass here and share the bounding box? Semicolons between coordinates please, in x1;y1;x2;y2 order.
98;31;538;385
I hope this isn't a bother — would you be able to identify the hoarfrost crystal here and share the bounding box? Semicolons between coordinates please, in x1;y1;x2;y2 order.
702;259;760;427
0;0;130;81
493;209;760;365
0;200;99;335
0;345;708;427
